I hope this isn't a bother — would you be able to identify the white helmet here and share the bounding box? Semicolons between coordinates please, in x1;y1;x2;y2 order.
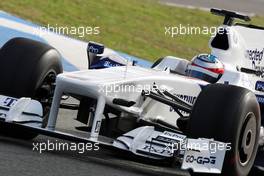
186;54;224;83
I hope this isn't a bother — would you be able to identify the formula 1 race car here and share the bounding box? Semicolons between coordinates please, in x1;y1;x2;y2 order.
0;8;263;176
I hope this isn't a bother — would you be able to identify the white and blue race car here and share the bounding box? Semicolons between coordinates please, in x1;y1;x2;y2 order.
0;9;263;176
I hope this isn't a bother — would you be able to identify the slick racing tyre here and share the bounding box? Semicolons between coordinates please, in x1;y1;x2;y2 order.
188;84;260;176
0;37;63;139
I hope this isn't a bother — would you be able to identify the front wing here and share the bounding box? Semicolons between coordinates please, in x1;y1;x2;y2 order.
0;95;226;174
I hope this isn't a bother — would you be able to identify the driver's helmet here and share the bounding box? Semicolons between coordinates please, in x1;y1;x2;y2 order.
186;54;224;83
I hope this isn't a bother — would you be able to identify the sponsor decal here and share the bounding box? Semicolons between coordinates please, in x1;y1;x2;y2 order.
156;136;179;144
176;94;197;105
88;45;99;54
185;155;216;165
103;60;122;67
88;45;100;54
90;58;123;69
2;98;17;107
162;131;186;140
256;94;264;104
247;48;264;72
247;48;264;64
255;81;264;92
169;94;197;112
142;145;171;155
88;42;104;54
94;121;101;133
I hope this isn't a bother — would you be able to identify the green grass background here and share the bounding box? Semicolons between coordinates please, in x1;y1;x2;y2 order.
0;0;263;61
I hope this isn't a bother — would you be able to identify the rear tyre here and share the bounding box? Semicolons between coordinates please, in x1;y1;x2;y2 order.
188;84;260;176
0;37;63;140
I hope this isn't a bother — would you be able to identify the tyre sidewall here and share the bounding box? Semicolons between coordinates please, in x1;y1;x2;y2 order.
224;92;260;176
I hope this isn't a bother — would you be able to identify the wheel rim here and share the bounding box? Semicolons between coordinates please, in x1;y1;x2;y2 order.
238;112;257;166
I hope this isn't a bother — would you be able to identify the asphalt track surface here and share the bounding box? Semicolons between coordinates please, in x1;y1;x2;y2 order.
160;0;264;15
0;136;186;176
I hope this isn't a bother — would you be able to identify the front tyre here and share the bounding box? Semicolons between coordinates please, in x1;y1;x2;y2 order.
0;37;63;139
188;84;260;176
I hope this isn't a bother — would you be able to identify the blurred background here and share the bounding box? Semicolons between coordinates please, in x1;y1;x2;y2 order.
0;0;263;61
